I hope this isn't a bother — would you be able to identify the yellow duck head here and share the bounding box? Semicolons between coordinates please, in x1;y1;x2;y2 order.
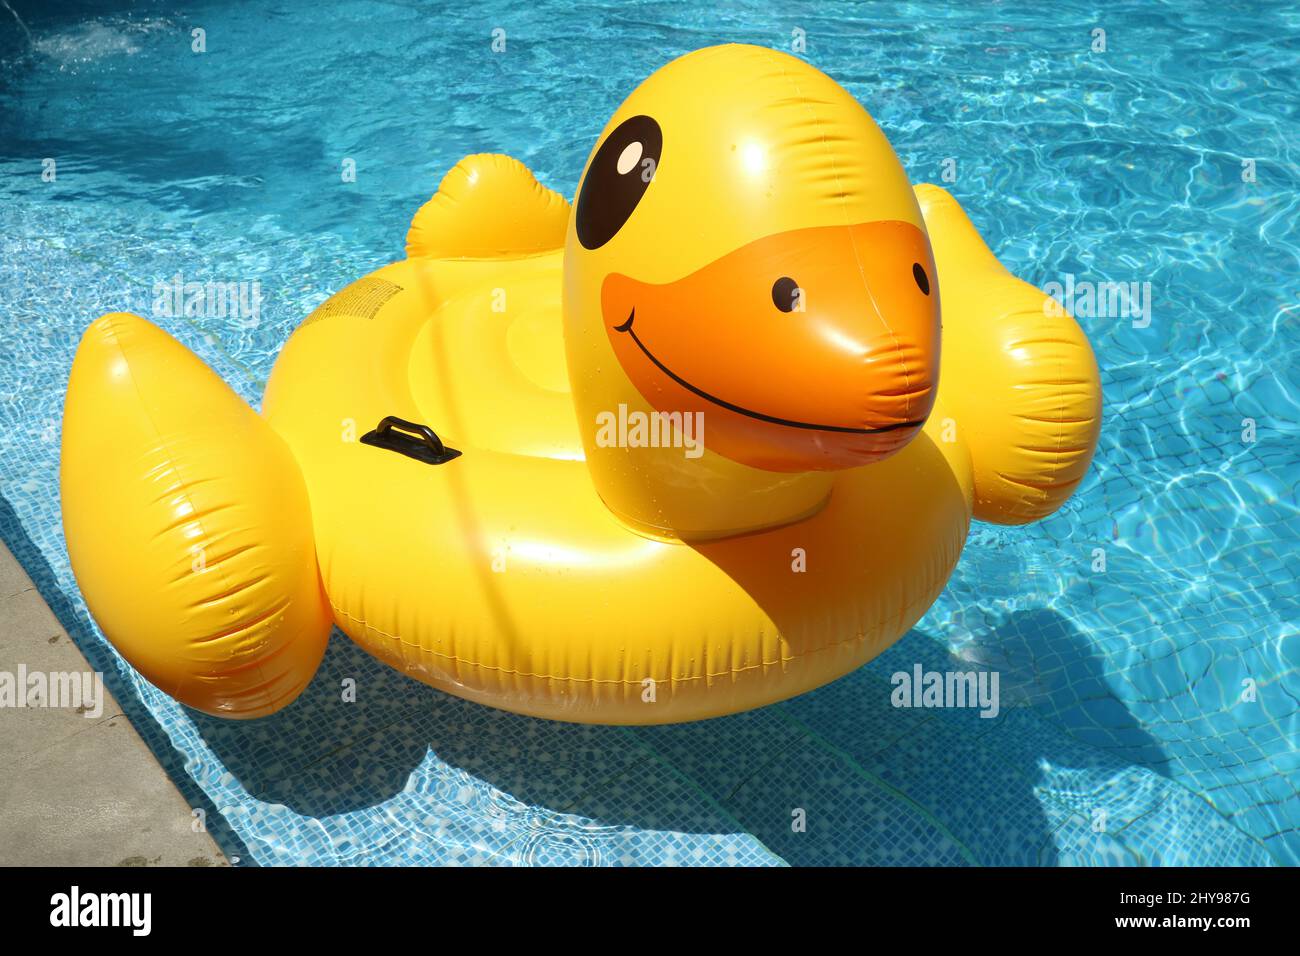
563;44;941;541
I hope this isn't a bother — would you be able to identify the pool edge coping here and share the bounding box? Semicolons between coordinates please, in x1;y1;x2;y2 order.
0;539;229;868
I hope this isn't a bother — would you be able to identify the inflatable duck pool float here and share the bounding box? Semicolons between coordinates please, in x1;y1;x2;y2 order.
61;45;1101;723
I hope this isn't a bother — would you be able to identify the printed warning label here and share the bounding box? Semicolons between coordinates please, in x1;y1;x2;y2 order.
302;276;402;326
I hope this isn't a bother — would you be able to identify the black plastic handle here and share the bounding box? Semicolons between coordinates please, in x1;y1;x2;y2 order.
360;416;461;465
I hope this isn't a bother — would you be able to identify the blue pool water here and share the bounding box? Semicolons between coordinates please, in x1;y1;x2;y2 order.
1;1;1296;866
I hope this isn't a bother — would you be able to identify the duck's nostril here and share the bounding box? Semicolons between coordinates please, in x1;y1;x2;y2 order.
912;263;930;296
772;276;802;313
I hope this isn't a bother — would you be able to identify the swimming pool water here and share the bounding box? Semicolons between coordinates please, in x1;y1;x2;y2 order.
1;1;1296;866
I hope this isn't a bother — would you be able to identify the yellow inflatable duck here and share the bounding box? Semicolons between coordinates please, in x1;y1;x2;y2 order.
61;45;1101;723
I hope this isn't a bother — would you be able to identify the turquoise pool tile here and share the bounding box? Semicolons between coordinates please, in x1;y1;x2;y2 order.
722;734;973;866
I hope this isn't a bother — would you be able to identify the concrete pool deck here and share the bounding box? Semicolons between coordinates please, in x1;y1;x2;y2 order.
0;541;227;867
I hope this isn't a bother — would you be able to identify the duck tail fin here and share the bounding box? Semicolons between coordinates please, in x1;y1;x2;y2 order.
915;184;1102;525
405;153;570;260
61;313;331;718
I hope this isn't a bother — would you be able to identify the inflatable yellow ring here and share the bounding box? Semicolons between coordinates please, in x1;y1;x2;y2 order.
61;45;1101;722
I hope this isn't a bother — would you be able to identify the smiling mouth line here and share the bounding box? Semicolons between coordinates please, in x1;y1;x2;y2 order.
613;309;927;435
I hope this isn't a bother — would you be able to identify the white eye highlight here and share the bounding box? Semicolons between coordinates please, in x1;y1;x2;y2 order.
617;141;643;176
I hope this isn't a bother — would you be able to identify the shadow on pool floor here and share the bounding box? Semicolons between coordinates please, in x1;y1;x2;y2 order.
7;482;1208;865
189;605;1176;865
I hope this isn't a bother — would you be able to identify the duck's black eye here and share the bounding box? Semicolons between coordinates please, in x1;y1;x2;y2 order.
912;263;930;296
772;276;801;312
575;115;662;250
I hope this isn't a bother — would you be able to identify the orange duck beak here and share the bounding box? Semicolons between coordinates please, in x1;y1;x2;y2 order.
603;220;940;472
